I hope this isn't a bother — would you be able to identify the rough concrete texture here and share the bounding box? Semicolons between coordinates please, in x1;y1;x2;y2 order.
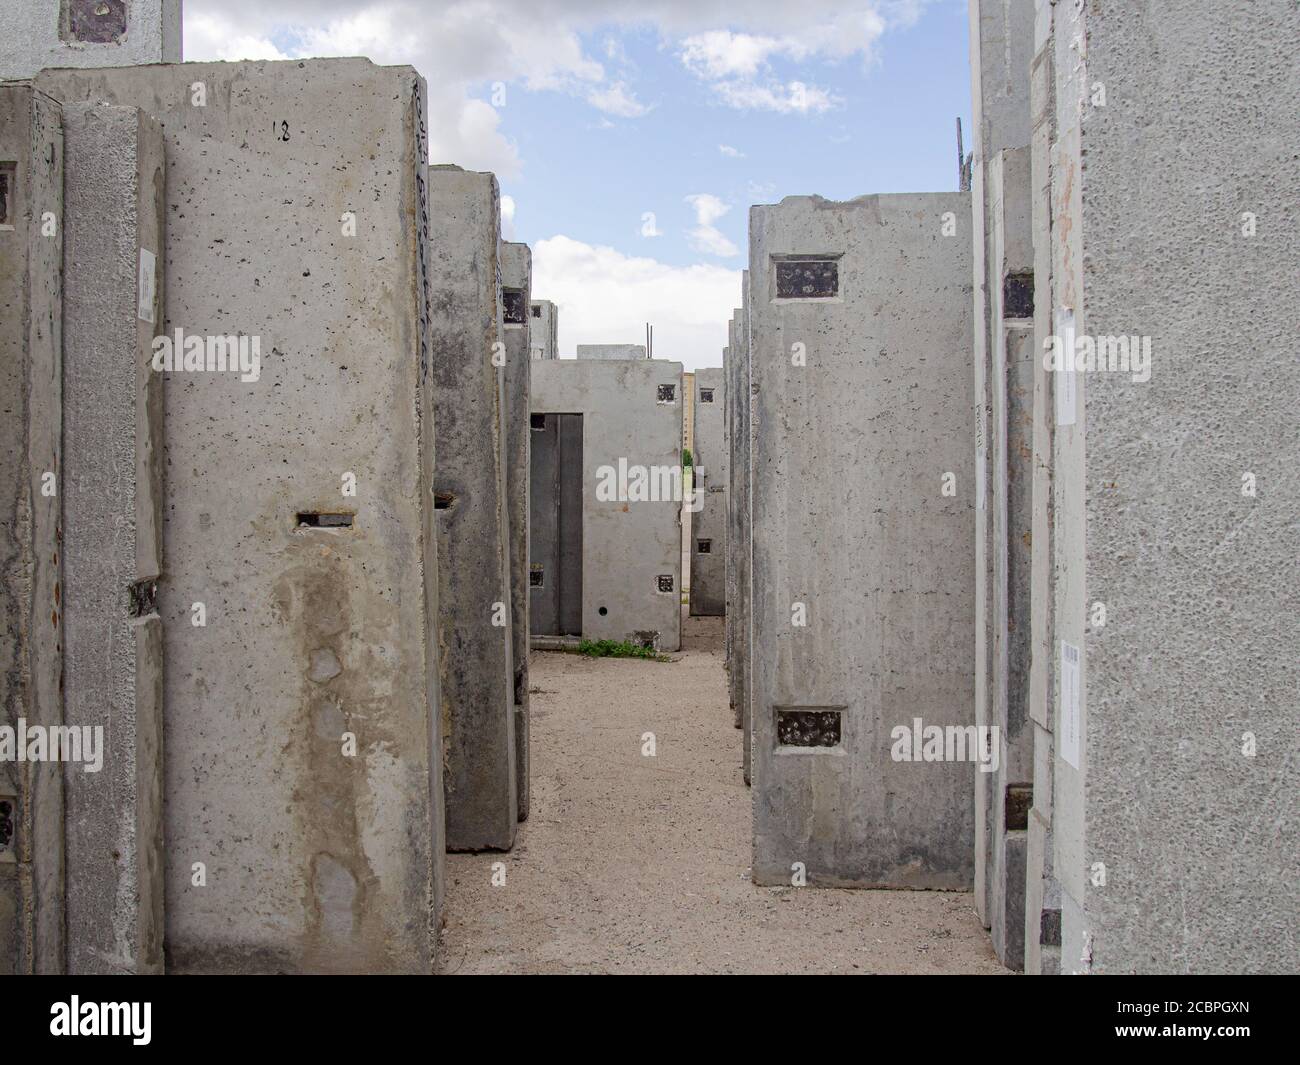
37;59;442;973
688;368;725;616
60;101;165;975
969;0;1033;948
0;84;65;974
528;299;557;360
427;166;517;853
735;289;752;785
1024;0;1061;976
575;344;646;360
437;616;1008;974
987;147;1034;968
501;240;531;824
749;194;974;888
530;358;683;652
1041;0;1299;974
2;0;181;81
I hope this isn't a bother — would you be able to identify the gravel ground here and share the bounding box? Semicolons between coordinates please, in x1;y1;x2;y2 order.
435;612;1009;975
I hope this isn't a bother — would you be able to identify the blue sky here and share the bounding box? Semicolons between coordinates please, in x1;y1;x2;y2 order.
187;0;972;369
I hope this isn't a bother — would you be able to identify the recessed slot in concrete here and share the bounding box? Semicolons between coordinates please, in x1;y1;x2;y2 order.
432;492;457;511
775;707;843;748
0;797;15;857
530;413;546;430
503;287;526;324
1004;783;1032;831
63;0;128;43
697;538;712;553
0;163;15;226
529;566;544;588
127;578;157;618
657;384;676;403
531;305;541;318
297;511;354;527
656;575;674;593
699;388;715;403
633;630;659;651
1003;272;1034;320
775;258;839;299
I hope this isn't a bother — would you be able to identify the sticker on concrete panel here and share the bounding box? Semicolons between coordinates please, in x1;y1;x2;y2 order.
137;248;156;324
1059;640;1081;769
1054;307;1076;426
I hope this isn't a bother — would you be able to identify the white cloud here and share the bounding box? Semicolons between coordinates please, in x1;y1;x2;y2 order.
718;144;745;158
713;79;838;114
500;194;517;240
587;81;651;118
684;194;739;258
184;13;289;61
532;235;740;370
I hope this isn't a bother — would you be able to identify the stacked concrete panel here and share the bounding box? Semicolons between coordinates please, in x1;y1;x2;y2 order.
529;299;557;360
969;0;1034;970
2;0;182;81
427;165;517;852
576;343;646;360
0;83;65;974
1024;0;1062;977
531;359;684;652
60;101;166;975
1034;0;1299;974
688;368;725;616
748;194;974;888
36;59;443;973
501;240;531;824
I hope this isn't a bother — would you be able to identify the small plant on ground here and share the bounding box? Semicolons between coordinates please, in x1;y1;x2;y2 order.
576;638;669;662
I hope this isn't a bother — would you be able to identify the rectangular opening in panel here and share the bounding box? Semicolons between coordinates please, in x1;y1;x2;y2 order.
775;258;839;299
696;538;712;554
530;413;546;430
296;511;354;528
699;388;714;403
775;707;844;748
656;574;674;593
529;565;544;588
0;163;16;227
1003;272;1034;320
63;0;128;43
0;796;15;860
656;384;676;404
503;287;526;325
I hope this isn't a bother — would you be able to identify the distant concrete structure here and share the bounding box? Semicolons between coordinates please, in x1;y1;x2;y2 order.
2;0;182;81
575;344;646;360
35;58;444;974
689;369;725;616
61;101;166;975
427;165;517;854
1030;0;1299;974
501;241;531;824
748;194;974;888
0;84;65;975
529;299;557;360
531;359;684;652
970;0;1034;971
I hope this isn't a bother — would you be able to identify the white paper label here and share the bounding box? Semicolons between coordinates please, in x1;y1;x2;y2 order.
137;248;156;324
1054;307;1076;426
1059;640;1081;769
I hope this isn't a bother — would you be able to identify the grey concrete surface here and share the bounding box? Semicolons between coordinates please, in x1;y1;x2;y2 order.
37;59;442;973
531;358;683;652
575;344;646;360
529;299;557;360
61;101;166;975
427;165;517;853
501;240;531;824
748;193;974;889
1042;0;1299;974
1024;0;1061;975
0;83;65;975
688;368;725;616
2;0;181;81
